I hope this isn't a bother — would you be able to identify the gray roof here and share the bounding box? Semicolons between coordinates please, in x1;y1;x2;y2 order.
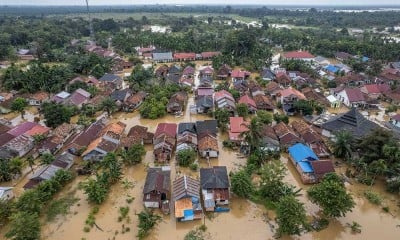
196;96;213;108
143;167;171;194
261;68;275;80
153;52;173;61
178;123;196;135
321;108;380;138
200;166;229;189
99;73;121;82
196;120;218;136
52;152;75;169
110;89;131;102
30;165;62;181
173;175;200;201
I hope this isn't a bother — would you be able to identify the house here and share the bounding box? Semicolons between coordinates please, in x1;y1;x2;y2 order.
174;52;196;61
283;51;315;61
231;70;250;82
99;73;123;90
360;84;390;99
377;69;400;85
326;95;341;108
182;66;195;77
261;125;280;152
153;123;177;162
17;49;35;60
261;68;276;81
254;95;274;111
275;72;291;87
200;51;221;60
67;88;91;108
2;134;34;157
86;76;100;87
335;52;353;62
301;87;330;107
335;73;369;86
228;117;248;143
310;160;336;182
28;92;49;106
390;62;400;70
200;166;230;211
0;187;14;201
122;125;154;148
39;123;75;154
143;167;171;214
25;124;50;137
321;108;380;139
155;65;169;78
198;134;219;158
110;88;132;104
196;120;218;136
382;87;400;104
200;66;214;78
336;88;366;107
291;120;329;158
196;95;213;114
265;81;281;98
67;118;107;154
324;65;340;75
167;65;182;84
216;64;231;80
238;95;257;113
173;176;203;221
214;90;236;113
82;122;126;161
278;88;306;115
233;80;249;94
24;151;75;189
389;114;400;128
167;91;188;114
153;52;174;63
288;143;319;184
124;91;146;111
177;123;197;152
314;56;330;66
52;91;71;104
137;47;155;56
273;122;301;147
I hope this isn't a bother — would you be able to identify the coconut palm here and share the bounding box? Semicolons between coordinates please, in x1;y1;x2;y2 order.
331;130;353;160
240;118;264;153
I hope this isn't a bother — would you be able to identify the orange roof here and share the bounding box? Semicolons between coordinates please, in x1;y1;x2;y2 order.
174;198;193;218
229;117;248;133
174;52;196;59
81;137;102;156
284;51;315;59
31;92;49;101
101;122;126;135
25;125;50;136
279;88;306;100
238;95;257;108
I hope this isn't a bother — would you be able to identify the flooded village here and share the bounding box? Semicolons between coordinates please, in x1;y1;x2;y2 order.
1;4;400;240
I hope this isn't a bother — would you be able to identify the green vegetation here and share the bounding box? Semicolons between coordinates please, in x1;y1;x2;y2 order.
255;110;273;125
0;157;23;182
273;113;289;124
230;170;254;198
137;209;162;240
40;152;55;165
184;225;207;240
177;149;197;167
10;97;27;118
41;102;74;128
139;84;181;119
275;195;310;237
118;206;130;222
308;173;355;218
214;108;231;132
120;144;146;166
236;103;249;118
46;194;79;222
100;97;117;117
5;212;41;240
363;190;382;205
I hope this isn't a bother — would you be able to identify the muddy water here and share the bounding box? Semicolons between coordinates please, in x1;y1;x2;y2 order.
3;94;400;240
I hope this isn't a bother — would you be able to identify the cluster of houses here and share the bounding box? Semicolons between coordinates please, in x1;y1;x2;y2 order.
143;165;230;219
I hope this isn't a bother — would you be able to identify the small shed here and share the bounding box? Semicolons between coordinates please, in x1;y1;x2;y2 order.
0;187;14;201
327;95;341;108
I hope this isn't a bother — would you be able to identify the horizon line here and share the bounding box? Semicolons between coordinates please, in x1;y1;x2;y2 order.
1;4;400;7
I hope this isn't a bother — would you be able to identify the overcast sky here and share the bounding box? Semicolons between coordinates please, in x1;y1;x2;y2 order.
1;0;400;6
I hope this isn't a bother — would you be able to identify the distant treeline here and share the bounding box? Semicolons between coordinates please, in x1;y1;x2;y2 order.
1;5;400;28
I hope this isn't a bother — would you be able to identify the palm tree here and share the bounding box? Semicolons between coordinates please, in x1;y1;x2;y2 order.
331;130;353;160
368;159;387;186
240;118;264;154
100;97;117;117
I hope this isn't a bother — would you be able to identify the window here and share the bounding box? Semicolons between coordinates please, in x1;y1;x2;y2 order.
146;194;150;200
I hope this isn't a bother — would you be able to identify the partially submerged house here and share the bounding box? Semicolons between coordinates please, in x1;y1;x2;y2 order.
261;125;280;152
143;167;171;214
321;108;380;139
214;90;236;113
291;120;329;158
238;95;257;114
124;91;146;112
99;73;123;90
200;166;230;212
283;51;315;61
177;122;197;152
216;64;231;80
167;91;188;114
153;123;177;162
173;175;203;221
273;122;301;148
288;143;319;184
196;120;219;158
228;117;248;144
278;88;306;115
335;88;366;108
254;95;274;111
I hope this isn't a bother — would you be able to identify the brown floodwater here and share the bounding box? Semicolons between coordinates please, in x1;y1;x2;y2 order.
2;96;400;240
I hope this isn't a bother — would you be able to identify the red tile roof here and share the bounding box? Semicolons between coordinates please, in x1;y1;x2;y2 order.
8;122;37;137
344;88;365;102
154;123;177;138
214;90;234;102
238;95;257;108
201;52;221;58
229;117;248;133
231;70;246;79
174;52;196;59
279;88;306;99
364;84;381;94
284;51;315;59
25;125;50;137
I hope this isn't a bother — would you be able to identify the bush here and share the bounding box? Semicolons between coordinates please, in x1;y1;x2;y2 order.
189;163;198;171
363;190;382;205
176;149;196;167
137;209;162;240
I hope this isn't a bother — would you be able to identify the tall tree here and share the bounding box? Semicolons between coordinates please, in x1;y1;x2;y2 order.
307;173;355;218
120;144;146;166
11;97;28;118
331;130;353;160
41;102;73;128
231;169;254;198
5;212;41;240
276;195;309;237
100;97;117;117
240;118;264;153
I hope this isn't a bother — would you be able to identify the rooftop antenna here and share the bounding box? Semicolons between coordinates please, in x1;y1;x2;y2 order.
85;0;94;40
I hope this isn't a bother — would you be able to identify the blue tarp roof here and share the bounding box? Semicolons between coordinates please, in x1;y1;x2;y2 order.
288;143;319;163
298;161;314;173
325;65;339;73
362;56;369;62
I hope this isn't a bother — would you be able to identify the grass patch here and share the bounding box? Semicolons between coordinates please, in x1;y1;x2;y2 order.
363;190;382;205
184;225;208;240
46;194;79;222
118;206;130;222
